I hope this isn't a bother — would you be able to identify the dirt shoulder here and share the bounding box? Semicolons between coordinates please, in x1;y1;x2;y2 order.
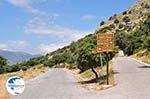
131;50;150;64
66;61;116;91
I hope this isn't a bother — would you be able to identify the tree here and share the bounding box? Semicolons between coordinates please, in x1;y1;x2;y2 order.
7;65;20;72
43;59;54;67
123;16;130;23
114;31;129;53
76;43;100;79
0;56;7;67
0;56;7;74
75;35;102;80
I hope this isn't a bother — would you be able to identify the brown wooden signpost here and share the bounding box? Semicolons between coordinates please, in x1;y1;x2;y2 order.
96;33;114;85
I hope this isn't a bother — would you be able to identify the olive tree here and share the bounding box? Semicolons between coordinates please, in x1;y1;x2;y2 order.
75;35;102;80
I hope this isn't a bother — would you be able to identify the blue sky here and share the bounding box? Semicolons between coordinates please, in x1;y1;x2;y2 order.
0;0;137;55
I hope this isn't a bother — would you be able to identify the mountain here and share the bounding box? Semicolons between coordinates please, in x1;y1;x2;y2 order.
0;50;35;64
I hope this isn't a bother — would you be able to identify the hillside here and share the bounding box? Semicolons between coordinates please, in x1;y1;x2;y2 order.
46;0;150;64
96;0;150;33
0;50;35;64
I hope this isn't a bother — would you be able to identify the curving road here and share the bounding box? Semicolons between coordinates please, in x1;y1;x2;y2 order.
11;57;150;99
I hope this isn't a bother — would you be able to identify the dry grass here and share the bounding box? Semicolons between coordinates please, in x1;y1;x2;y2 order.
0;65;49;99
131;50;150;64
0;76;10;99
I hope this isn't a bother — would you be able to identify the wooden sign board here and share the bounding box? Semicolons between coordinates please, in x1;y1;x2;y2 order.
96;33;114;53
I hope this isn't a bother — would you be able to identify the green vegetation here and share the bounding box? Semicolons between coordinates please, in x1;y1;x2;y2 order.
0;56;48;74
109;16;113;21
123;16;130;23
97;26;112;33
100;21;105;26
122;11;127;15
142;3;150;9
143;37;150;51
38;34;114;80
115;14;150;55
114;19;119;24
0;56;7;74
118;23;124;29
109;24;115;29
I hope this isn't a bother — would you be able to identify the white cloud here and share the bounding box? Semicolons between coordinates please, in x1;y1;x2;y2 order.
24;17;94;54
24;17;93;41
0;44;9;50
7;0;30;7
9;40;28;48
6;0;47;14
81;15;97;20
0;40;29;51
38;43;67;53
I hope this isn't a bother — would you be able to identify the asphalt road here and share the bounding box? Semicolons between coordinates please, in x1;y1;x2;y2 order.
11;57;150;99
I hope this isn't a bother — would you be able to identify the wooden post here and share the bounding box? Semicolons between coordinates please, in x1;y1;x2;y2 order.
106;52;109;85
97;33;114;85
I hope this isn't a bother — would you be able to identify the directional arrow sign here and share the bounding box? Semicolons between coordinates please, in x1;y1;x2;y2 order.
96;33;114;53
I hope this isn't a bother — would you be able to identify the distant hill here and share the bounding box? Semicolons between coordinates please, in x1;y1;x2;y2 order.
0;50;36;64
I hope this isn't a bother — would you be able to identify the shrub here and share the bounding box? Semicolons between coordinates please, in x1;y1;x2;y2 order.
128;10;132;14
4;66;12;72
113;14;117;17
143;37;150;51
144;3;150;9
100;21;105;26
11;65;20;72
98;26;111;33
114;19;119;24
43;60;55;67
0;67;5;74
119;23;124;29
109;24;115;29
123;16;130;23
109;16;113;20
122;11;127;15
22;66;28;71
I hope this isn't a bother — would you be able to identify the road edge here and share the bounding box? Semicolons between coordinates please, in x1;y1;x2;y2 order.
128;57;150;66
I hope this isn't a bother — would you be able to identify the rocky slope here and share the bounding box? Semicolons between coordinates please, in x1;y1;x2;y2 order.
96;0;150;34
